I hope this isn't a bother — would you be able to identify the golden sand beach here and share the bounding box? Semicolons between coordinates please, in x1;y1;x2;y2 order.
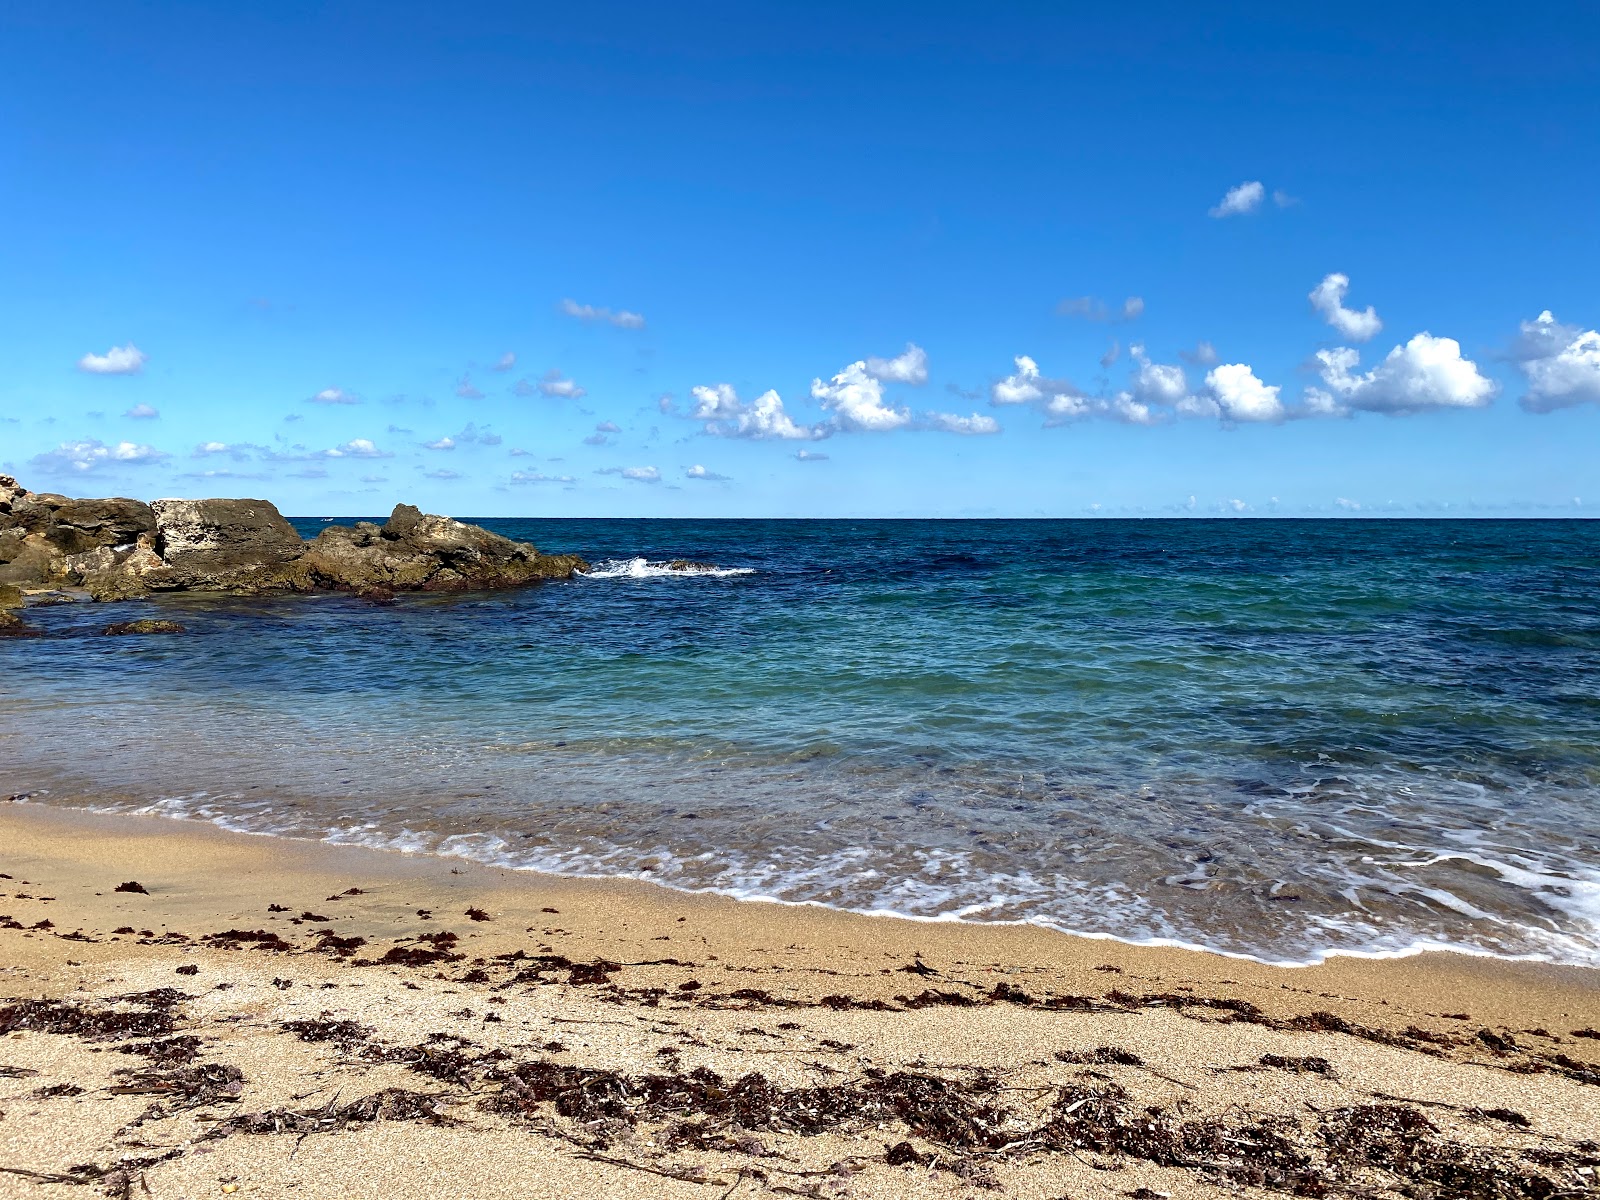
1;803;1597;1199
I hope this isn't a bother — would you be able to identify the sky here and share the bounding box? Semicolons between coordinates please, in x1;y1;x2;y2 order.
2;1;1598;518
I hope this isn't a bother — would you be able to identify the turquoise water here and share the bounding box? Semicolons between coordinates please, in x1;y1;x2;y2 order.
3;518;1599;966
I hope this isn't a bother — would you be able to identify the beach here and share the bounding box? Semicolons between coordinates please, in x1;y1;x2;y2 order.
2;802;1597;1199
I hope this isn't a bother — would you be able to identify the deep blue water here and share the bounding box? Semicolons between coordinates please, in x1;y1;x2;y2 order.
3;517;1599;965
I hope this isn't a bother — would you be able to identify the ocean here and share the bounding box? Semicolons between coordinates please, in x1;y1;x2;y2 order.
3;517;1599;967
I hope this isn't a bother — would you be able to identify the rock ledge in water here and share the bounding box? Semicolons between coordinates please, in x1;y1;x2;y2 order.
0;475;589;603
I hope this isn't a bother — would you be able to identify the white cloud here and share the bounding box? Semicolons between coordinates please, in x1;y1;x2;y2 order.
795;449;828;461
1335;497;1362;511
597;465;661;483
124;403;160;419
1306;333;1496;415
691;384;828;441
1056;297;1143;322
455;373;485;400
195;441;231;456
78;343;147;375
536;371;586;399
30;438;168;473
1513;310;1600;413
510;470;575;484
863;343;929;385
1179;341;1218;366
425;436;456;451
595;420;621;434
811;360;912;431
424;469;462;480
492;352;516;372
322;438;391;459
1308;273;1382;342
309;387;360;405
924;411;1001;435
559;298;645;329
1273;189;1298;208
1200;363;1286;423
685;464;730;481
1209;180;1265;218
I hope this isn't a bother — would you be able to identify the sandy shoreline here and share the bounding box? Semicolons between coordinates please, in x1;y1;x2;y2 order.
2;802;1598;1199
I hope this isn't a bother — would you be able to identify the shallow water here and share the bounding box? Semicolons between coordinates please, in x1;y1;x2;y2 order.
3;517;1599;966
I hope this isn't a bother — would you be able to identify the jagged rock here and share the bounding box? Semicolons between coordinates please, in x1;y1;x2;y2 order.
0;535;66;587
149;498;311;592
102;619;186;636
46;498;155;554
301;505;587;593
0;583;23;609
667;560;721;572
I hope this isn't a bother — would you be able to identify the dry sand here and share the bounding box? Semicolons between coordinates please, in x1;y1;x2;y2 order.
1;802;1597;1200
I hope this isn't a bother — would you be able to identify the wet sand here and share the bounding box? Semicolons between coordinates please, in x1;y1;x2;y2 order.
1;802;1598;1199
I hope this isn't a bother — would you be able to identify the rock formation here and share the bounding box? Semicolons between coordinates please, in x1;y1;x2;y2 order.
0;475;588;603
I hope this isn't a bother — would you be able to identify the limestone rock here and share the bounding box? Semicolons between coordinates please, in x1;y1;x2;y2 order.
0;583;23;609
302;505;588;593
150;497;309;591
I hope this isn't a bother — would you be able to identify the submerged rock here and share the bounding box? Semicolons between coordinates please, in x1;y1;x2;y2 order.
0;608;40;637
0;475;588;603
102;620;187;636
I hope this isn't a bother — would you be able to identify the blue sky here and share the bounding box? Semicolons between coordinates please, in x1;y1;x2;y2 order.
2;1;1597;517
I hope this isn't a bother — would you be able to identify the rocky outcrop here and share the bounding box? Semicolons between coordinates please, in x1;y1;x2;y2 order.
301;505;587;595
0;475;588;603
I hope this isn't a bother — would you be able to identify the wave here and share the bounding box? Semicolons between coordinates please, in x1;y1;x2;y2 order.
579;557;756;580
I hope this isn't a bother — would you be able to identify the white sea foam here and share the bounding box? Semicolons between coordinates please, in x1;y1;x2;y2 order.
578;557;756;579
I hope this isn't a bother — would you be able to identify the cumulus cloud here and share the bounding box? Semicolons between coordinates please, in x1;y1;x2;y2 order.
1209;181;1265;218
794;449;828;461
510;470;575;485
308;387;360;405
424;469;462;480
1197;363;1286;423
455;373;485;400
124;403;160;419
1309;273;1382;342
559;298;645;329
1512;310;1600;412
595;420;621;434
423;423;500;451
994;350;1285;425
492;352;516;372
811;360;912;432
535;370;586;399
685;464;730;481
30;438;168;473
691;384;827;441
863;343;929;384
425;436;456;451
1306;333;1496;415
1179;341;1219;366
596;465;661;483
78;344;147;375
322;438;391;459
